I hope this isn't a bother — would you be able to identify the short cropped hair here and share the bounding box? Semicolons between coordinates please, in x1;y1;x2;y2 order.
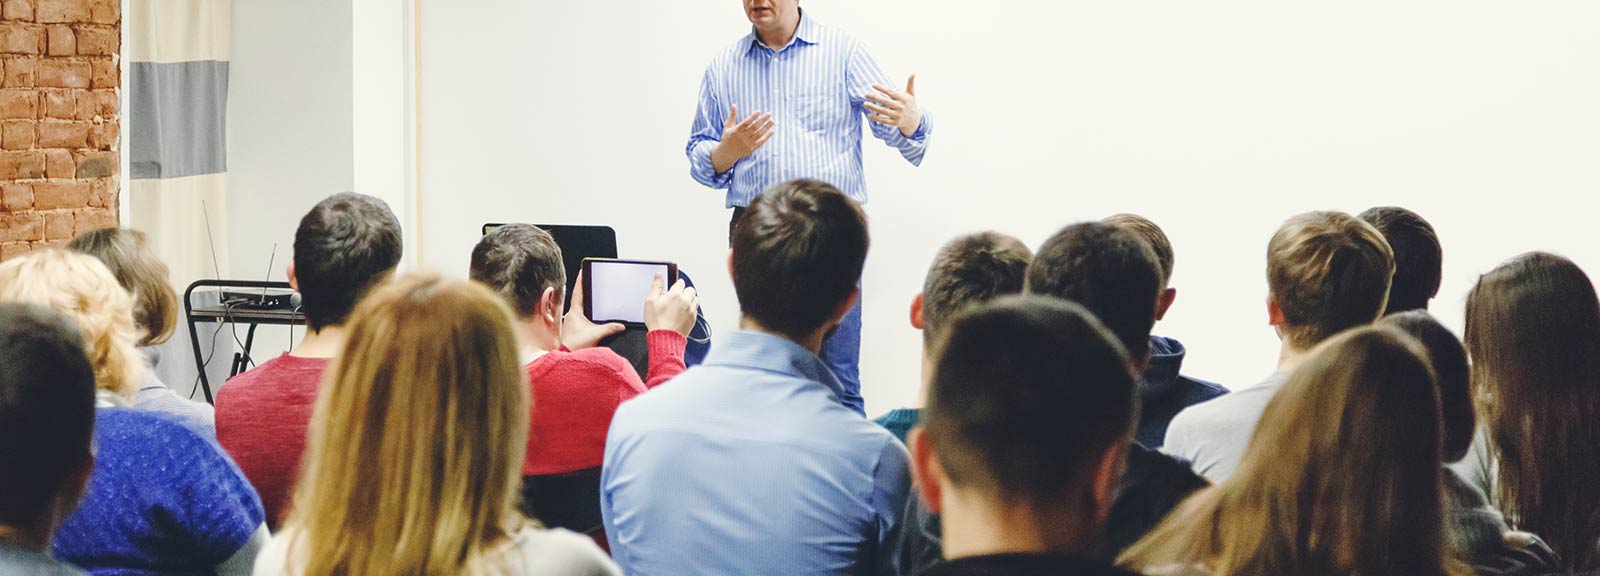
68;228;178;346
1380;311;1474;463
924;296;1136;504
731;179;868;340
468;224;565;318
1025;222;1162;361
1359;207;1442;314
1267;212;1395;350
1103;214;1174;288
293;193;403;332
0;304;96;526
920;232;1032;345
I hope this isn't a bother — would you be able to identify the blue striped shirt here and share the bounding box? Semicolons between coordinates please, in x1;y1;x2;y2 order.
687;11;932;208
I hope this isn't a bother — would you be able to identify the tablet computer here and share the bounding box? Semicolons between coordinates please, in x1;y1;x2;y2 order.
582;258;677;326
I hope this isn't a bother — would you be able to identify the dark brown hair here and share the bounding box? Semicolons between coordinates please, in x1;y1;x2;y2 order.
293;193;403;332
1103;214;1174;288
1121;327;1463;576
731;179;868;340
1025;222;1162;361
1266;211;1395;350
468;224;565;318
67;228;178;346
1359;206;1442;314
0;304;95;526
1465;252;1600;570
924;296;1135;505
1380;311;1474;463
919;232;1032;345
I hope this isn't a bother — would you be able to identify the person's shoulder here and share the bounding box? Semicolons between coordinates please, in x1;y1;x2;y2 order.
497;527;620;575
220;355;325;395
1178;375;1229;403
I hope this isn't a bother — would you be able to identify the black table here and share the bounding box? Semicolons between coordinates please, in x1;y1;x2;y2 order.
184;280;304;404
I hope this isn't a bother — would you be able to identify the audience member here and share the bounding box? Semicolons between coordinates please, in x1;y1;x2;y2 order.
0;250;267;575
872;231;1033;443
0;304;96;576
256;275;617;575
909;297;1141;576
215;192;402;527
468;224;696;534
1119;327;1464;576
68;228;215;436
1359;206;1442;314
601;179;908;575
1101;214;1227;448
1457;252;1600;571
1381;311;1559;574
1162;211;1393;481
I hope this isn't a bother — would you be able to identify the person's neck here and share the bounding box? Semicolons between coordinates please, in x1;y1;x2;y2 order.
290;325;347;359
756;13;800;49
516;319;561;362
0;523;50;552
940;491;1097;561
1276;341;1309;373
739;316;826;353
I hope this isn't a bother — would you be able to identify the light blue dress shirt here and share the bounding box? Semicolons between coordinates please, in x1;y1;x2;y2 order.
687;10;932;208
601;330;912;575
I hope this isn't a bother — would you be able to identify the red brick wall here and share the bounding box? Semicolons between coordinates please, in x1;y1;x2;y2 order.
0;0;119;260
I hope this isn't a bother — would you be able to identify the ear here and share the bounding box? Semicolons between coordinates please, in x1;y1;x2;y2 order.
1266;295;1285;327
540;287;562;327
910;293;925;330
287;261;299;293
908;427;944;513
726;250;736;282
1089;442;1126;523
1154;287;1177;321
1430;276;1442;299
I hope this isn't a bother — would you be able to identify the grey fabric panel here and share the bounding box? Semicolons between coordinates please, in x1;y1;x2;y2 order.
130;60;229;180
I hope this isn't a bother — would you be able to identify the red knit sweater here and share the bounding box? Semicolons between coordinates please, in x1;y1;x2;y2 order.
523;330;687;475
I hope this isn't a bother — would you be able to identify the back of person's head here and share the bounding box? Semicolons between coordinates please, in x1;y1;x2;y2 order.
1465;251;1600;570
285;274;528;574
468;223;565;319
0;304;96;535
1102;214;1174;288
292;192;403;332
916;296;1135;518
731;179;868;340
1121;327;1458;576
918;232;1032;346
1025;222;1162;361
1359;206;1442;314
0;250;140;396
1380;311;1474;463
67;228;178;347
1266;211;1395;350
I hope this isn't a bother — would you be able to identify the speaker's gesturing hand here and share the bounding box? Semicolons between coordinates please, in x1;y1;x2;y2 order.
644;274;700;337
865;74;922;137
561;271;626;350
711;105;775;174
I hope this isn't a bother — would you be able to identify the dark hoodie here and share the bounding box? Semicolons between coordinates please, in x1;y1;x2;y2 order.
1137;336;1228;449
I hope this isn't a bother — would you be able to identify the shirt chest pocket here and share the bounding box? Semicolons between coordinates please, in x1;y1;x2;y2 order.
788;86;842;133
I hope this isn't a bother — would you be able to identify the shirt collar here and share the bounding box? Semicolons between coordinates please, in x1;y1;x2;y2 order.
747;8;819;55
703;330;849;403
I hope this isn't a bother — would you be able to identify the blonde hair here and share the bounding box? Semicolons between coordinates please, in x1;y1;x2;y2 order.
68;228;179;346
1119;327;1465;576
0;249;141;397
1266;211;1394;350
282;274;531;575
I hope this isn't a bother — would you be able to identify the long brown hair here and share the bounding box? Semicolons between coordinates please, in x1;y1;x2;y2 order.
1465;252;1600;570
280;274;531;575
67;228;179;347
1120;327;1464;576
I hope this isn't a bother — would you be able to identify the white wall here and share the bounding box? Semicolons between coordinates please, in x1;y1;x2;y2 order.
417;1;1600;416
226;0;357;358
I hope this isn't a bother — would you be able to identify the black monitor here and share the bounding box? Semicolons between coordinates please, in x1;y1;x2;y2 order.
482;224;617;312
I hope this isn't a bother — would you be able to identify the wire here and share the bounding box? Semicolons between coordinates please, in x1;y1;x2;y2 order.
189;301;237;400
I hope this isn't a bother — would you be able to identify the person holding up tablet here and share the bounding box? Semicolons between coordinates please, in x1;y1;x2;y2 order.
687;0;933;413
